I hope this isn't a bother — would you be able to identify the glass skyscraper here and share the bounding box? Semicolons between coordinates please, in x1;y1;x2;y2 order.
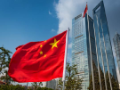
93;1;119;90
72;1;119;90
113;34;120;74
72;13;97;90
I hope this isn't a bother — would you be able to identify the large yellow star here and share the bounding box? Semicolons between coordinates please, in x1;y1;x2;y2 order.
50;38;60;49
40;51;43;55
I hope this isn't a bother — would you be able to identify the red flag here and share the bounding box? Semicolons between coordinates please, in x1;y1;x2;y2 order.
83;4;88;17
8;31;67;82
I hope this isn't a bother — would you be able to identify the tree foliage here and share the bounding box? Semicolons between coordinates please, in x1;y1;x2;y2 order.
57;63;83;90
88;61;119;90
0;84;54;90
0;47;12;84
0;84;25;90
31;82;43;90
37;87;53;90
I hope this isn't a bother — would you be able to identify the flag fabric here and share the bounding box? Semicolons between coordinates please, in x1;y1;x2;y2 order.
8;30;67;82
83;4;88;17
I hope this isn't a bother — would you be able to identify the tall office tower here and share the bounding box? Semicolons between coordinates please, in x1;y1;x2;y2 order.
93;1;119;90
113;33;120;73
72;13;97;90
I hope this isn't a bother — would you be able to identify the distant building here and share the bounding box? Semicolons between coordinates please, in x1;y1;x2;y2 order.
93;1;119;90
46;79;56;90
113;33;120;73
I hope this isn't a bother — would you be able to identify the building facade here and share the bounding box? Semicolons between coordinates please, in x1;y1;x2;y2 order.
113;33;120;74
46;80;56;90
93;1;118;90
72;13;97;90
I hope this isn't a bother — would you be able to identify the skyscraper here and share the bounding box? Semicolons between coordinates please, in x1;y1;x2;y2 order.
113;33;120;73
93;1;119;90
72;13;97;90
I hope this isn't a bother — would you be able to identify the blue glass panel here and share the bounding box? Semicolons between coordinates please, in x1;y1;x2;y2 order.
93;1;119;90
72;15;90;90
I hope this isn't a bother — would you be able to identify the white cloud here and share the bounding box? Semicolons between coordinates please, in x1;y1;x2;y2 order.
49;11;52;15
55;0;99;35
51;29;55;32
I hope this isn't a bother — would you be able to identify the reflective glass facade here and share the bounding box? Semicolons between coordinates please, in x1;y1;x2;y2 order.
72;13;97;90
93;1;119;90
113;34;120;74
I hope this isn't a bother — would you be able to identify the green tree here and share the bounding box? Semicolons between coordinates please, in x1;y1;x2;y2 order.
38;82;43;87
32;82;38;90
88;61;119;90
0;47;11;73
37;87;53;90
57;63;83;90
57;78;63;90
32;82;43;90
0;47;12;84
0;84;25;90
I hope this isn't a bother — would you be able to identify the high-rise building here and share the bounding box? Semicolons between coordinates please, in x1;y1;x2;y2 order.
93;1;119;90
72;13;97;90
113;33;120;73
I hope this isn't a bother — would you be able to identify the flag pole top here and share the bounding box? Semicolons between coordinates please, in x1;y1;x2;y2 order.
86;2;88;7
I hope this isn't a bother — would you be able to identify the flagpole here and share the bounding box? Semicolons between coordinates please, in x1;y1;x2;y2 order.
26;83;28;90
86;3;95;90
62;29;69;90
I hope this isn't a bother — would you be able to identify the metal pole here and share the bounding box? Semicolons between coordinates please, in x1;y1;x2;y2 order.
86;7;95;90
100;20;113;90
93;23;102;90
62;81;65;90
62;29;69;90
96;15;108;90
26;83;28;90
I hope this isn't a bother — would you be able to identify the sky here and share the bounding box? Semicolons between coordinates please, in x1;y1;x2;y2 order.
0;0;120;85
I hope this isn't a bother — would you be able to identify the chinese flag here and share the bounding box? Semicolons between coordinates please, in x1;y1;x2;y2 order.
83;4;88;17
8;30;67;82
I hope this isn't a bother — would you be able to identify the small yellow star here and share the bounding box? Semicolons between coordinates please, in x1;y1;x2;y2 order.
44;54;46;57
40;51;43;55
50;38;60;49
40;45;42;48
